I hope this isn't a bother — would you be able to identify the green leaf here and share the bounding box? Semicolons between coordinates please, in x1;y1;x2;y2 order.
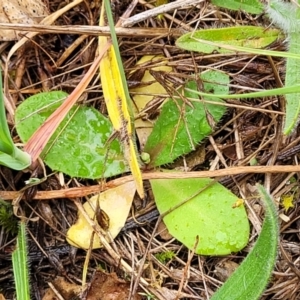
283;33;300;135
211;0;263;14
15;91;127;178
12;222;30;300
0;69;31;170
266;0;300;134
211;184;278;299
176;26;282;54
0;150;31;170
144;70;229;167
150;178;249;255
0;71;14;155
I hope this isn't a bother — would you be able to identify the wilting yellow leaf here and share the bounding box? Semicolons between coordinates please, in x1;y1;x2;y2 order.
98;4;144;198
66;181;136;249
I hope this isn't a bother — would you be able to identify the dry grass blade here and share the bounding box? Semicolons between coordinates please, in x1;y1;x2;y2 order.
0;23;181;37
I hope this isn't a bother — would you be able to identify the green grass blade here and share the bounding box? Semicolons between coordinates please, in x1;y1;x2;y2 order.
185;83;300;99
283;33;300;134
12;221;30;300
176;34;300;60
0;68;31;169
211;184;278;300
0;69;14;154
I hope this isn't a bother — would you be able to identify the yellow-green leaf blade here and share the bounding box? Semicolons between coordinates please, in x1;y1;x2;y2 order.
176;26;282;54
150;178;249;255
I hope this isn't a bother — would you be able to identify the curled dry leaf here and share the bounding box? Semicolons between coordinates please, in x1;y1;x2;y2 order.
66;181;136;249
0;0;49;40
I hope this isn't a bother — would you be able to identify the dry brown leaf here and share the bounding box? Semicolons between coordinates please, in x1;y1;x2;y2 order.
0;0;49;40
86;270;141;300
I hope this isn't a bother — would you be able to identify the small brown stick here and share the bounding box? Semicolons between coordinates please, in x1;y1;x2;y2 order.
121;0;204;28
3;164;300;200
176;236;198;300
0;24;182;37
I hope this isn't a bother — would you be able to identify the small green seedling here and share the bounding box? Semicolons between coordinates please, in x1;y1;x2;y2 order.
154;251;176;264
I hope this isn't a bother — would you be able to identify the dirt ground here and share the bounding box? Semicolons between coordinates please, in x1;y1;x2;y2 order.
0;0;300;299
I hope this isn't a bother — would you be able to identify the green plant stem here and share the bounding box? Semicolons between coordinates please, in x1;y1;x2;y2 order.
185;83;300;100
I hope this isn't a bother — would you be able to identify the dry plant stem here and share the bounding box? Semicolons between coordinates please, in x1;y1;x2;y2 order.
47;282;65;300
137;0;193;31
208;135;228;167
4;164;300;200
0;24;181;38
176;239;198;300
131;215;163;297
121;0;204;27
23;44;110;162
279;243;300;279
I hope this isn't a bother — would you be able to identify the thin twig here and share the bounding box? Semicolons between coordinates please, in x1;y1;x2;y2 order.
121;0;204;27
0;23;182;37
3;164;300;200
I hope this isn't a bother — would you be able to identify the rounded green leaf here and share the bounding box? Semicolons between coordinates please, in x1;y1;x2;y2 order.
150;178;250;255
15;91;127;178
